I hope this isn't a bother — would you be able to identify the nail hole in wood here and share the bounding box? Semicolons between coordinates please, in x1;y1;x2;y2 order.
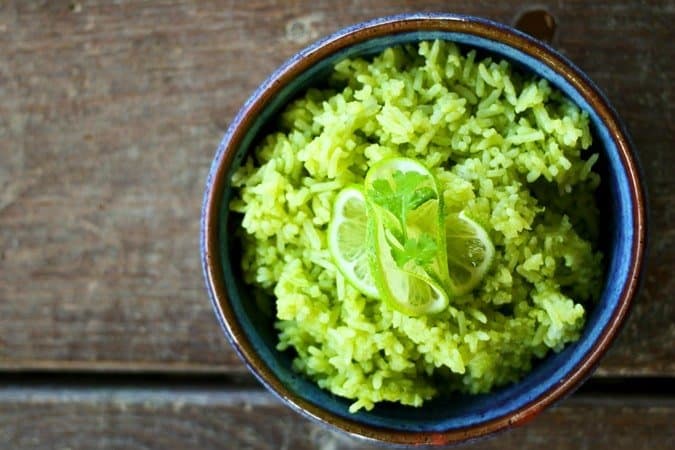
69;2;82;13
514;9;557;43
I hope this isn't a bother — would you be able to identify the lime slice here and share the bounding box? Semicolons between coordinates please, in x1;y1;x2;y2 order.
368;208;449;315
364;157;449;285
364;157;450;315
445;211;495;295
328;186;379;298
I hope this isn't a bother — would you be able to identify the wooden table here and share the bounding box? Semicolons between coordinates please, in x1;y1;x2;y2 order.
1;1;673;448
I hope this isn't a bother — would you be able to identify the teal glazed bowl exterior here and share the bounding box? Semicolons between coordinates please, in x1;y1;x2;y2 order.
201;13;647;446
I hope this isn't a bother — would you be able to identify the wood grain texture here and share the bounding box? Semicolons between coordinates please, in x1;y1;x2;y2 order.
0;387;672;450
0;0;673;373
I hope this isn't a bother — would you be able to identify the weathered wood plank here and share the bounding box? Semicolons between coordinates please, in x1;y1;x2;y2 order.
0;0;673;373
0;386;672;449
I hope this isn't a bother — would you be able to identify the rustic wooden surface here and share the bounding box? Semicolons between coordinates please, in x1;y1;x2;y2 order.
1;0;673;376
0;386;673;450
0;0;673;448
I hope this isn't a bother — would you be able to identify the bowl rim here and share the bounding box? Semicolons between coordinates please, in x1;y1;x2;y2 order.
201;12;647;446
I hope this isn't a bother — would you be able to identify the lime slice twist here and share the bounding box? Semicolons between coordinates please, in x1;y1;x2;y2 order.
328;157;495;315
364;157;450;315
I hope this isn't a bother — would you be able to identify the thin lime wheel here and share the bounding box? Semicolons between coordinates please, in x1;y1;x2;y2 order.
327;186;379;298
445;211;495;295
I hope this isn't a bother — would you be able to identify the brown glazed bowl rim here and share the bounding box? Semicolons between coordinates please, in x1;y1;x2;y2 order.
201;13;647;446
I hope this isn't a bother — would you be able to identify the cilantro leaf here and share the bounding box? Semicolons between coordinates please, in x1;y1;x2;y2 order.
409;187;436;210
392;234;438;268
369;178;401;217
367;170;438;222
392;170;426;196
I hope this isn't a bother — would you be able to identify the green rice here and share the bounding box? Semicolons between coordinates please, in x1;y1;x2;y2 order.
230;40;603;412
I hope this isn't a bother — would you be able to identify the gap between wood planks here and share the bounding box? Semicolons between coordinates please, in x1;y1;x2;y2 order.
0;371;672;402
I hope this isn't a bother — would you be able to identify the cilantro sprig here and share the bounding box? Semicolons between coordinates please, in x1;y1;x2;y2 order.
367;170;439;270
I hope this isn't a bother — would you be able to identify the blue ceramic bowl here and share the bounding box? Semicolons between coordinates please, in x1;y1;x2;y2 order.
201;13;647;446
